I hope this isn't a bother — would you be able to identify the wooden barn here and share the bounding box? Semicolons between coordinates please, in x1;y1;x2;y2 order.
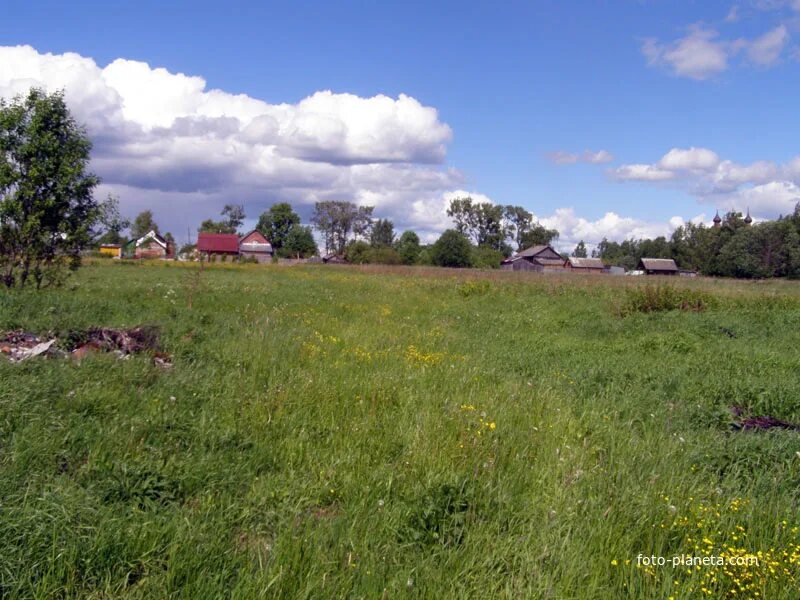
638;258;679;276
239;230;273;263
567;257;605;273
501;245;566;272
197;233;240;259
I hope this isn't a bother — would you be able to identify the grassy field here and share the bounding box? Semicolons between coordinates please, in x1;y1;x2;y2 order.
2;261;800;599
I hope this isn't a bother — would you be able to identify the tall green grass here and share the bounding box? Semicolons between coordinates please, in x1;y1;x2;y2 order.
1;263;800;598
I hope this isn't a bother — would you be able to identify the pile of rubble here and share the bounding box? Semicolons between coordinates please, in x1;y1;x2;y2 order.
0;326;172;368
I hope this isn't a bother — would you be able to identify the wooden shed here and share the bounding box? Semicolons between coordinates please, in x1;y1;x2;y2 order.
501;245;566;272
638;258;678;276
322;253;346;264
566;257;605;273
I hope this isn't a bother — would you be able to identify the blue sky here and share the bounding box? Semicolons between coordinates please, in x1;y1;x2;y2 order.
2;0;799;247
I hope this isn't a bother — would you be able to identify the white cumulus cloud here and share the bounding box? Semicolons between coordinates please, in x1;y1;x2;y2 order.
642;26;730;80
615;147;800;218
0;45;458;238
659;147;721;171
547;149;615;165
642;22;792;79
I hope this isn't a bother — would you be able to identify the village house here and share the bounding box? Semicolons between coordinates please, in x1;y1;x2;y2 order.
566;256;605;273
638;258;679;276
123;231;174;259
197;233;240;259
238;230;274;263
500;244;567;272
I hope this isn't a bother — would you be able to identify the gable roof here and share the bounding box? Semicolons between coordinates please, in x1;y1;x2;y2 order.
568;257;604;269
131;230;167;249
197;232;240;253
639;258;678;272
239;230;273;253
240;230;269;244
517;244;558;258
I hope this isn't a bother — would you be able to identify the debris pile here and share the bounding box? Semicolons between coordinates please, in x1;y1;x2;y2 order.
1;326;171;368
730;406;800;432
0;331;59;362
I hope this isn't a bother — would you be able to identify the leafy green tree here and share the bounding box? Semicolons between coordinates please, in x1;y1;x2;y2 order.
199;204;246;235
344;240;371;264
282;225;318;258
471;245;504;269
94;194;130;245
199;218;234;234
518;223;559;249
131;209;160;239
446;197;508;250
504;205;533;250
368;246;402;265
446;196;476;237
416;247;434;266
256;202;300;250
572;240;588;258
222;204;245;232
370;218;395;247
396;230;421;265
1;88;102;288
431;229;473;268
312;201;374;254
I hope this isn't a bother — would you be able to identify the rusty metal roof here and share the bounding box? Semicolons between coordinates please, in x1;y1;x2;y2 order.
197;233;240;253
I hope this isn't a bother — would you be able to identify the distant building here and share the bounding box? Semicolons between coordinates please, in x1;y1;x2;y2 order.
322;253;346;264
123;231;174;259
239;230;273;263
197;233;240;259
638;258;679;276
566;256;605;273
99;244;122;258
500;245;567;272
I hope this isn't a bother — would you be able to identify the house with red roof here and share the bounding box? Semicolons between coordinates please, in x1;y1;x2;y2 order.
197;233;240;259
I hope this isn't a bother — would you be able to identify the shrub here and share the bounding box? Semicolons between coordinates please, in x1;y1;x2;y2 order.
471;246;504;269
620;284;716;315
368;246;402;265
457;280;491;297
344;241;372;264
431;230;473;268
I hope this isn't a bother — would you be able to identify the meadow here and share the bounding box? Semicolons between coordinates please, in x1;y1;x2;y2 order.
2;261;800;599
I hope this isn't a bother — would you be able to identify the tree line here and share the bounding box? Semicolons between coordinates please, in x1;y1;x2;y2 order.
4;87;800;288
592;210;800;278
